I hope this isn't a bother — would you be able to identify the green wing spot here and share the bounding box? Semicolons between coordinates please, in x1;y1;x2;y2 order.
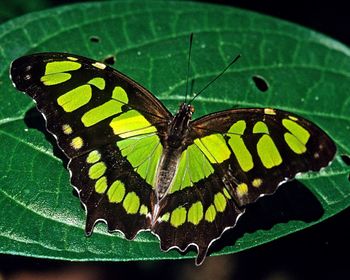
81;85;130;127
214;192;226;212
204;204;216;222
223;187;232;199
253;121;269;134
123;192;140;214
187;201;204;225
282;119;310;145
228;135;254;172
57;85;92;112
41;73;71;85
110;110;157;138
86;150;101;164
81;99;124;127
170;206;187;228
112;86;128;103
194;134;231;163
88;162;106;180
228;120;246;135
107;180;125;203
139;204;148;215
95;176;107;193
88;77;106;90
160;212;170;222
284;133;307;154
117;134;162;186
257;134;282;168
170;144;214;193
45;61;81;75
170;150;191;193
227;120;254;172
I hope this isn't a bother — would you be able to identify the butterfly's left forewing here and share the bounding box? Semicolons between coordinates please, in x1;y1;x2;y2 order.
189;108;336;206
10;53;171;239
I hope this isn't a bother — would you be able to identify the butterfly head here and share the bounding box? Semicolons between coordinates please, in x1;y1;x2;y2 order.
179;103;195;115
166;103;194;148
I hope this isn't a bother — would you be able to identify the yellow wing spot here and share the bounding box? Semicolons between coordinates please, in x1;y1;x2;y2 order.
264;108;276;115
67;56;78;61
71;136;83;150
170;206;187;228
288;115;298;121
187;201;204;225
107;180;125;203
88;162;106;180
205;204;216;222
214;192;227;212
139;204;149;216
252;178;263;188
92;62;106;69
62;124;73;135
257;134;283;168
86;150;101;164
236;183;248;197
95;176;107;193
160;212;170;222
45;61;81;75
123;192;140;214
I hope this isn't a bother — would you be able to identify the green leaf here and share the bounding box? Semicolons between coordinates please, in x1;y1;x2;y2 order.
0;0;349;263
0;0;51;23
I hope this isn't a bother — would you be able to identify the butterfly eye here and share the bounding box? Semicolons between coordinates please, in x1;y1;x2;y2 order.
189;105;195;113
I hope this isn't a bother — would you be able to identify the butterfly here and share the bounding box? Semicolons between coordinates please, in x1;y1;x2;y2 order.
10;51;336;265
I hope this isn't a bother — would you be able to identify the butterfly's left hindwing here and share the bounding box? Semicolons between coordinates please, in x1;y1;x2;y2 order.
10;53;171;239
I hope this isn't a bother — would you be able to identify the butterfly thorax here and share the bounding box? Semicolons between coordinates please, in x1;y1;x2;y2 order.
154;103;194;203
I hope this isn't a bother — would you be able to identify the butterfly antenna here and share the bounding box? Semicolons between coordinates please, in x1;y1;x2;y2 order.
184;33;194;104
189;54;241;104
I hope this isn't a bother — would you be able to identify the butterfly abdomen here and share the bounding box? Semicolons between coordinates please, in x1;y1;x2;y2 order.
155;103;195;201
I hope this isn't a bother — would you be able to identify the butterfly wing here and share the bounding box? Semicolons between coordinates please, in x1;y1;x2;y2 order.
189;108;336;205
10;53;172;238
153;107;336;265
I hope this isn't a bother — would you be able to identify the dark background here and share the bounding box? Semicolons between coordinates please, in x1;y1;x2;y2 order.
1;1;349;279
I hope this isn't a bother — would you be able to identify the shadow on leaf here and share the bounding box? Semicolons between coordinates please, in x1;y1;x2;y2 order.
23;107;69;168
208;180;324;256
